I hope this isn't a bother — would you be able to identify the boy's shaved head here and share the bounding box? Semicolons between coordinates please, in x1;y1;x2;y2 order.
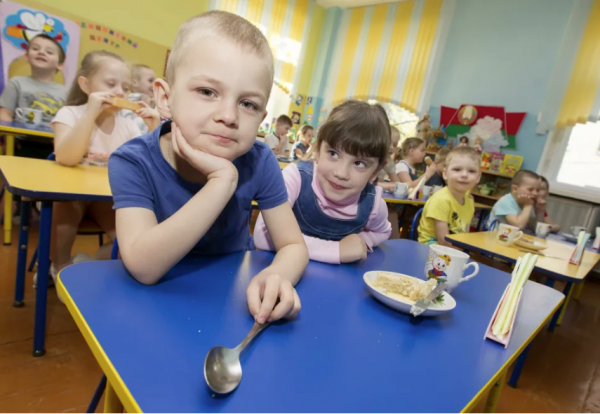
166;11;274;86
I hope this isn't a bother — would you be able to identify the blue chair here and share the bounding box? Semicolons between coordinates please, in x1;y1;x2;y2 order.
87;238;119;413
485;219;499;231
409;208;423;241
27;153;105;273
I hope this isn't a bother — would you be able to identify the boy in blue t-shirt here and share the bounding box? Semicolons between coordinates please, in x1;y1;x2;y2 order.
489;170;539;229
109;11;308;325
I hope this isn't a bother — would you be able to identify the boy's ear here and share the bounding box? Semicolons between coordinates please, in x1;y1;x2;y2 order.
56;62;64;72
442;166;448;180
511;183;518;193
78;76;90;95
154;78;172;119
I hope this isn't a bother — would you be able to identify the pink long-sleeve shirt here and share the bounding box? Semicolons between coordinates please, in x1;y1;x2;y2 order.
254;163;392;264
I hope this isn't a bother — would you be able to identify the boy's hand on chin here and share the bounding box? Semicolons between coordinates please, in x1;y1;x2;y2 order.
517;192;534;206
246;272;301;324
171;122;238;182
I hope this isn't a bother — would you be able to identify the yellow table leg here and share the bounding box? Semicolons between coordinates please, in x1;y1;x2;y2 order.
573;281;585;301
3;134;14;245
557;283;575;326
484;368;508;413
104;380;123;413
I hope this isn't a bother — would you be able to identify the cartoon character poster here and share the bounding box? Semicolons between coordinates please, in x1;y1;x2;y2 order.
0;2;80;95
425;252;451;281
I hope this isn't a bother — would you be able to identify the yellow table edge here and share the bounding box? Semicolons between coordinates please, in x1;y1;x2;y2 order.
460;295;565;413
57;274;143;413
0;125;54;138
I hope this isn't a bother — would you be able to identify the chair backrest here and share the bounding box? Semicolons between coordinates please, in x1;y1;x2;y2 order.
111;238;119;260
410;208;424;241
486;219;499;231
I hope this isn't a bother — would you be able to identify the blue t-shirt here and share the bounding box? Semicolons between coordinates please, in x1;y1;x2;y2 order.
108;121;288;255
489;193;534;227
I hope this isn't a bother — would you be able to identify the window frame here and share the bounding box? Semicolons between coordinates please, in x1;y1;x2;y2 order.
538;125;600;204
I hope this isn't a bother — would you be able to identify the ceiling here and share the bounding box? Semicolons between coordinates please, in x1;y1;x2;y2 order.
316;0;400;8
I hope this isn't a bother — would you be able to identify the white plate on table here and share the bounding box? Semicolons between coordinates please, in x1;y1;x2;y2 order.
363;271;456;316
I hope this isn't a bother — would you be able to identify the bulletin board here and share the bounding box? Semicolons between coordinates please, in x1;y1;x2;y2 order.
0;1;80;92
1;0;169;91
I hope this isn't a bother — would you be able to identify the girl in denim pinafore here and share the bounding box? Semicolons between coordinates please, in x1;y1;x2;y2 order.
253;100;394;264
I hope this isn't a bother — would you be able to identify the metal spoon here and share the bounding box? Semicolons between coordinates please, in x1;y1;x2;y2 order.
204;322;269;394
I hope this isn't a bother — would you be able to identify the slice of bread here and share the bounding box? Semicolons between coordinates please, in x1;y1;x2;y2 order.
111;97;142;111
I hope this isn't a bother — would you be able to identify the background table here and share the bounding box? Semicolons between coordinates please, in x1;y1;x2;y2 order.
447;231;600;283
446;231;600;387
0;156;111;356
0;121;54;245
58;240;563;413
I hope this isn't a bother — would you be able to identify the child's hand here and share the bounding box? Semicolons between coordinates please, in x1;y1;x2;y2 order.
171;122;238;182
246;272;301;324
425;161;437;178
86;92;115;117
536;197;546;210
340;234;367;263
516;192;534;206
135;102;161;131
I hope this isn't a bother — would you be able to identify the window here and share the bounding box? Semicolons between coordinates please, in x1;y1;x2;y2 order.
367;100;419;139
539;121;600;203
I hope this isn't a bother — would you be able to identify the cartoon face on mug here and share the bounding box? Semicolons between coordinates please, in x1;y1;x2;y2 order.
427;253;451;280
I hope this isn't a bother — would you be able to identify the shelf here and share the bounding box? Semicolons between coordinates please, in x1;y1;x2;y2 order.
425;151;516;178
481;169;514;179
472;191;501;201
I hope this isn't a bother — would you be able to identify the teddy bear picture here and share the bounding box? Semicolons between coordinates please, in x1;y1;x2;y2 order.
498;227;511;242
426;253;451;280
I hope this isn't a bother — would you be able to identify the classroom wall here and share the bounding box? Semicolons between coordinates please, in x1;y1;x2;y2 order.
426;0;574;171
25;0;208;48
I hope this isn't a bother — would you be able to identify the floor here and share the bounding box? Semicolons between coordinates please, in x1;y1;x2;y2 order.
1;227;600;412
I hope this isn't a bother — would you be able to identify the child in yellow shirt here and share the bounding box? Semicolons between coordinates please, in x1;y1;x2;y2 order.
418;146;482;246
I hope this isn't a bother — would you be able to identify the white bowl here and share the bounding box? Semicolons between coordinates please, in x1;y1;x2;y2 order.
363;271;456;316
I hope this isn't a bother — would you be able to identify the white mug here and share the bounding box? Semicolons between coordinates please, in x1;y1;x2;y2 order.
535;222;552;239
497;223;523;246
425;244;479;293
394;182;408;198
422;185;432;198
15;108;43;125
431;185;443;195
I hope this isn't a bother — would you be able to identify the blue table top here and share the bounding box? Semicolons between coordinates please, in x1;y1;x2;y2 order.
59;240;563;413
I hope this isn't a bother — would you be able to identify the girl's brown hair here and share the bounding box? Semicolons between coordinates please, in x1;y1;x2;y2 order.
393;137;425;163
310;100;391;165
297;124;314;141
66;50;126;106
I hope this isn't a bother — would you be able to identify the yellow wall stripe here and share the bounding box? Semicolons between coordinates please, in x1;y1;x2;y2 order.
376;1;413;102
402;0;442;112
354;4;388;100
220;0;238;13
332;8;366;104
268;0;288;64
281;0;309;84
246;0;265;26
557;0;600;128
